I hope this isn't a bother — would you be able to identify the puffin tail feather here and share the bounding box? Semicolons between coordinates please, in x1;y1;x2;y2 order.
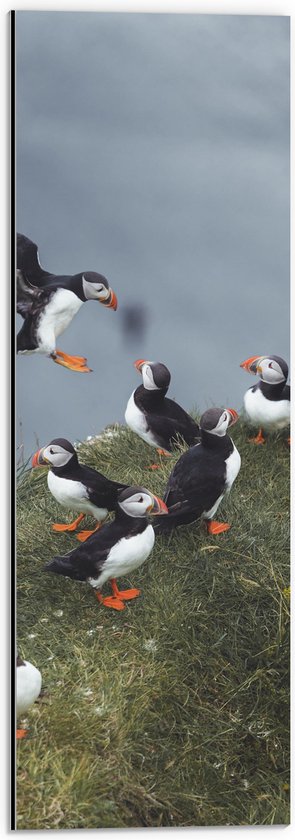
44;556;73;576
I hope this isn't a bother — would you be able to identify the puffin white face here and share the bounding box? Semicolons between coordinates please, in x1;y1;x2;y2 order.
118;487;168;518
32;440;75;469
82;272;117;308
41;444;74;467
256;357;286;384
208;410;231;437
119;490;155;517
201;408;239;437
82;274;110;302
141;363;161;391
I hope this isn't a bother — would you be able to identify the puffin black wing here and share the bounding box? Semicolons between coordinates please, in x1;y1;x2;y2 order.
146;403;200;451
45;523;114;581
78;465;128;510
16;269;52;318
17;233;51;286
155;445;227;532
16;269;52;334
16;269;54;351
282;384;290;401
45;544;109;582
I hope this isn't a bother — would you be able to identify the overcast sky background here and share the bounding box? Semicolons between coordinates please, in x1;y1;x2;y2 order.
16;12;290;460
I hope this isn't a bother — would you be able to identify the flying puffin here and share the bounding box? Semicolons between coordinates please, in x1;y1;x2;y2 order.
125;359;200;467
17;233;117;372
153;407;241;535
16;653;42;739
240;354;290;444
45;486;168;610
32;438;128;541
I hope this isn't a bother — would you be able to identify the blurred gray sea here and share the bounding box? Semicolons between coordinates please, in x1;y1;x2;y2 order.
16;12;290;461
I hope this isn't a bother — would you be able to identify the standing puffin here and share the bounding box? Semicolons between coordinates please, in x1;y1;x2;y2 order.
16;653;42;739
154;407;241;535
17;233;117;372
45;486;168;610
125;359;200;466
240;354;290;444
32;438;128;541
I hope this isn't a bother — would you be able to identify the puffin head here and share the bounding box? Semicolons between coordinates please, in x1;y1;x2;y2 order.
32;438;77;469
134;359;171;392
200;407;239;438
82;272;117;309
240;354;288;384
117;485;168;518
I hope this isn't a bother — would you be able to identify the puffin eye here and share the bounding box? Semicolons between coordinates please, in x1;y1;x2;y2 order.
268;363;273;368
49;448;54;454
139;496;143;503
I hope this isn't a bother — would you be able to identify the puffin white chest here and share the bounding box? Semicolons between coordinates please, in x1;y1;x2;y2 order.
204;443;241;521
244;387;290;430
125;392;159;448
89;523;155;588
37;288;83;352
48;470;88;507
17;661;42;717
47;471;108;521
225;443;241;491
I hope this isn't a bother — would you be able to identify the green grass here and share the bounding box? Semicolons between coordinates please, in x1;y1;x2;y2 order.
16;420;290;828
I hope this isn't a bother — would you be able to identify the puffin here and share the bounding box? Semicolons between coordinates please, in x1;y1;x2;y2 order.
32;438;129;541
240;354;290;444
17;233;117;372
45;485;168;610
16;653;42;739
125;359;200;467
153;407;241;535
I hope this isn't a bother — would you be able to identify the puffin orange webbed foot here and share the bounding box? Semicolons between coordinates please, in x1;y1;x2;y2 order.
111;579;140;600
51;350;92;373
52;513;85;533
16;729;29;740
206;520;231;535
95;591;125;611
248;428;266;445
145;464;161;470
76;523;102;542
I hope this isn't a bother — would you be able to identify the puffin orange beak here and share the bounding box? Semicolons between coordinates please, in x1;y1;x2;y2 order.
31;450;40;468
134;359;149;372
101;288;118;310
148;494;169;515
31;447;48;468
240;355;264;374
227;409;239;426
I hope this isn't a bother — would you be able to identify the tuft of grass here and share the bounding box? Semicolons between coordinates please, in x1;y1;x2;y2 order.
16;420;290;828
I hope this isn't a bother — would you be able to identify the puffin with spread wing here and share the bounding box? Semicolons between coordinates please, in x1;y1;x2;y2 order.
17;233;117;372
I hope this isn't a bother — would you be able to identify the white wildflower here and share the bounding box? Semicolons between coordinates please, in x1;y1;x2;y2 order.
143;639;158;652
94;705;105;716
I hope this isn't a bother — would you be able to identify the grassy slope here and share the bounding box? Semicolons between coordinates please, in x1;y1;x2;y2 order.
16;420;290;829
